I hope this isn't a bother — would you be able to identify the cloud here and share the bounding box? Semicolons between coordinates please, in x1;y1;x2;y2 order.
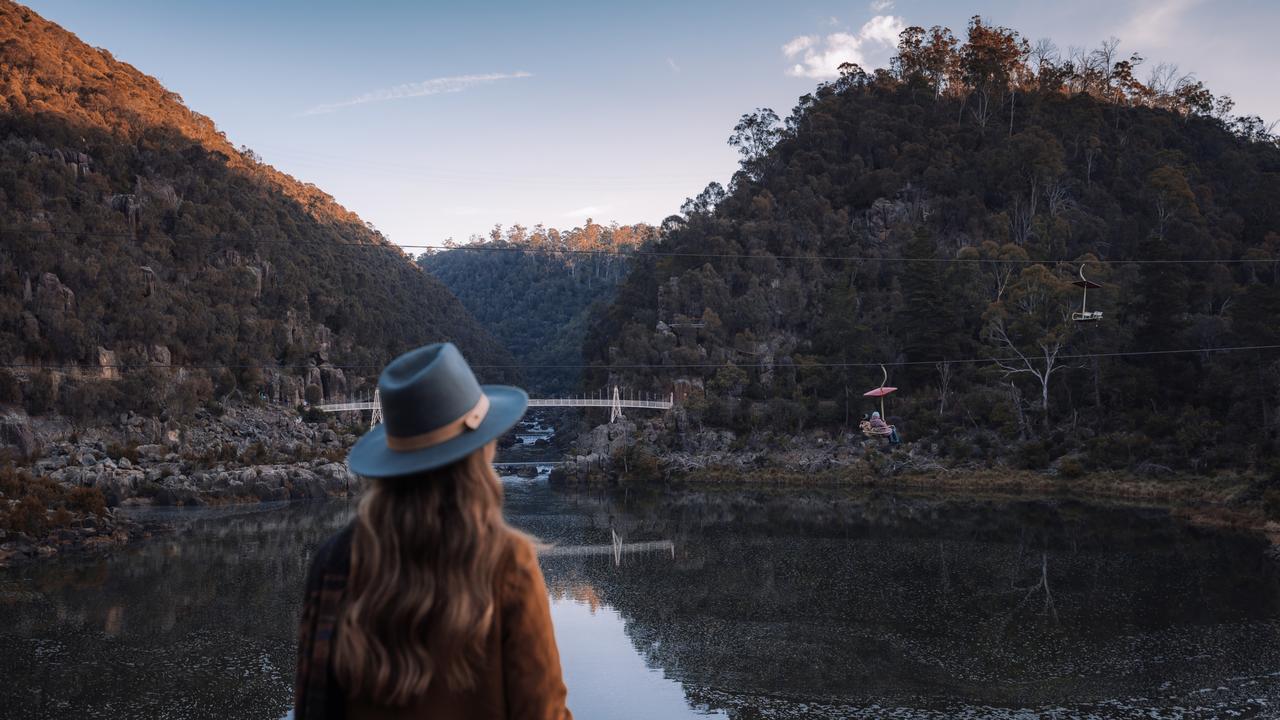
782;35;816;57
1120;0;1202;47
563;205;611;218
782;15;905;78
869;0;894;11
859;14;903;45
303;71;532;116
666;57;681;73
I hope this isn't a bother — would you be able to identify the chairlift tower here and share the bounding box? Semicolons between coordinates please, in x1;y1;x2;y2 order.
609;385;624;424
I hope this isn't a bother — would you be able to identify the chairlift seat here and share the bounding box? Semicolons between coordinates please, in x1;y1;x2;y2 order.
1072;310;1104;322
861;423;896;438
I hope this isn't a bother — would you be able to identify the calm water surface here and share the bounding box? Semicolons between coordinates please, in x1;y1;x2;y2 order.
2;476;1279;719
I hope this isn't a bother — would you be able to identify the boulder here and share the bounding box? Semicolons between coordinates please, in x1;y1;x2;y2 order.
0;420;41;459
136;444;166;461
315;462;356;493
319;366;346;400
34;272;75;318
97;347;120;380
139;266;156;297
149;345;171;366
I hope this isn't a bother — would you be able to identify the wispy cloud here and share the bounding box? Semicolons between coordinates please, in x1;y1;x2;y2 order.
666;57;681;73
782;15;905;78
303;71;532;116
1120;0;1202;47
870;0;894;12
563;205;611;218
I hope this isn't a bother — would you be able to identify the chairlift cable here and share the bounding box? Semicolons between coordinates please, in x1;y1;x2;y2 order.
4;343;1279;372
4;228;1278;265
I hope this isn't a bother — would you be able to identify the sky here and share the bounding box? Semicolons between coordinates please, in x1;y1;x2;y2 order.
24;0;1280;250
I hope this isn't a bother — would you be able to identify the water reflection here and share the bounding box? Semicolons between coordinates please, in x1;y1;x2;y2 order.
1;482;1278;719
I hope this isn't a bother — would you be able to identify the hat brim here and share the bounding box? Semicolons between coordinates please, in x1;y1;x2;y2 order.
347;385;528;479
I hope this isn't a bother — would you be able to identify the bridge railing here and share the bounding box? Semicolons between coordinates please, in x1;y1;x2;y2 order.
527;398;673;409
319;389;674;414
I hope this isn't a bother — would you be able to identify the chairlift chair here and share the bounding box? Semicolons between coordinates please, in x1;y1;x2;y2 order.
1072;265;1103;322
861;364;899;439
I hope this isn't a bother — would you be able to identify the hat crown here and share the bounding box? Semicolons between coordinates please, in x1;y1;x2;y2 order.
378;343;483;440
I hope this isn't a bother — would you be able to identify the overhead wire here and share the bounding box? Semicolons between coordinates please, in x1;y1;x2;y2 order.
5;343;1280;373
4;227;1278;265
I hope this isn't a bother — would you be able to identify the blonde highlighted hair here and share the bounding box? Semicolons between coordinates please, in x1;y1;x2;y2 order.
333;447;518;704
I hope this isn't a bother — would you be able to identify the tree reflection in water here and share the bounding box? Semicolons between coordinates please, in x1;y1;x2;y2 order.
1;485;1278;719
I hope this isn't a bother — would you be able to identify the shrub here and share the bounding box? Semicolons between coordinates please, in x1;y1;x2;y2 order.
0;369;20;404
23;371;56;416
9;494;47;535
68;485;107;517
1264;489;1280;521
1057;457;1085;479
105;441;139;464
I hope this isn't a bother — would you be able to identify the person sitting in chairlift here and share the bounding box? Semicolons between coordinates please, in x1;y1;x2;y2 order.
869;412;901;444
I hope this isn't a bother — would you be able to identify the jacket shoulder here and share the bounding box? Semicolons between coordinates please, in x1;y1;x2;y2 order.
305;523;355;589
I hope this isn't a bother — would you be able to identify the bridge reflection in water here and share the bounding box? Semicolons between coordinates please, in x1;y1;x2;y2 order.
540;535;676;566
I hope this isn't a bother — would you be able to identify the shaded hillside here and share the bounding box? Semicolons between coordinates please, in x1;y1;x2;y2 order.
421;222;655;394
0;1;512;423
586;18;1280;476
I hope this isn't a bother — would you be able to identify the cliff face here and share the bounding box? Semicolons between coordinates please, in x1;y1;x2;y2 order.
0;1;514;426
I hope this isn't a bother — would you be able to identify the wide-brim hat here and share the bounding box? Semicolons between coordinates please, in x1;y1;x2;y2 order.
348;342;527;478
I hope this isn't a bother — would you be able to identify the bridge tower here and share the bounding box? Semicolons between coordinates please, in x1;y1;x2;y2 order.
609;385;624;424
370;387;383;427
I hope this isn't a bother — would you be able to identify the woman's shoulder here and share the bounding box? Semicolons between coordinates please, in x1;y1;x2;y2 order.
502;530;539;569
304;523;355;588
498;530;543;591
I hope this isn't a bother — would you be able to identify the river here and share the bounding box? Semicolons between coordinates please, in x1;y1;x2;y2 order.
1;473;1278;719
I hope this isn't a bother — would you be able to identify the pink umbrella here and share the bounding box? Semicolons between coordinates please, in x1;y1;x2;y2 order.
863;365;897;417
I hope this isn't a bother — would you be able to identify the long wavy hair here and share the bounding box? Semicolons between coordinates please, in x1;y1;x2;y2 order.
333;443;518;704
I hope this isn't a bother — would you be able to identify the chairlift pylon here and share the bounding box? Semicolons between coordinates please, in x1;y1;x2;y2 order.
1072;264;1104;322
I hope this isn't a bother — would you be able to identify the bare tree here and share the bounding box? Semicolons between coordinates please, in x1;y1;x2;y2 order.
936;361;953;416
989;317;1068;428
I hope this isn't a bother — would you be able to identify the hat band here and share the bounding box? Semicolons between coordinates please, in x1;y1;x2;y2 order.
385;394;491;452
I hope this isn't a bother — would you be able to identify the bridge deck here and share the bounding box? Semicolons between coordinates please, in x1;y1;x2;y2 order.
320;398;673;412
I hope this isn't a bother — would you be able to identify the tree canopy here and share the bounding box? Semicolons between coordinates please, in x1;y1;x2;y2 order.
585;18;1280;475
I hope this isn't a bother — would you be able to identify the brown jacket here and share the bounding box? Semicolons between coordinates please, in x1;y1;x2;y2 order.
295;525;572;720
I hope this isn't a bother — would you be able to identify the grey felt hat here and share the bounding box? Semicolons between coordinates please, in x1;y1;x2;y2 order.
347;343;527;478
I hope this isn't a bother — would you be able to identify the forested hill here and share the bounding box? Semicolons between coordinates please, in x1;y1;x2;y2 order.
420;222;656;394
0;1;511;421
585;18;1280;475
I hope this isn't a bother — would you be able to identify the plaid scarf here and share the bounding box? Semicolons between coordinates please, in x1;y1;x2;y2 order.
294;524;354;720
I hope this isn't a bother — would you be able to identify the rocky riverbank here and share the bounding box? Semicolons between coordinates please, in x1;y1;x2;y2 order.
1;402;364;565
554;420;1280;536
0;504;156;568
16;403;362;506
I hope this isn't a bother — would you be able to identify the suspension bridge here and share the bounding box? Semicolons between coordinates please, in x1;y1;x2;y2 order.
318;385;674;425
